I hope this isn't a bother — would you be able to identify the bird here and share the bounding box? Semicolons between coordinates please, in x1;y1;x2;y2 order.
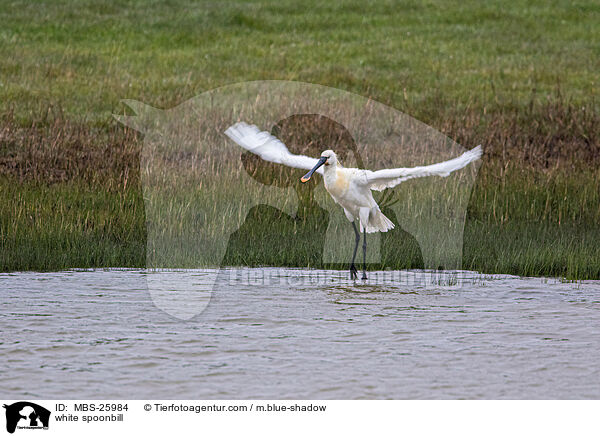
225;122;483;280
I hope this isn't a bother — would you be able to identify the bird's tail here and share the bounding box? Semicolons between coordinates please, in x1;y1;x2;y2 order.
360;207;395;233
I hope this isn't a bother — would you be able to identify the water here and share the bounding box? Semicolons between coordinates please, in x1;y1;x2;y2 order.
1;268;599;399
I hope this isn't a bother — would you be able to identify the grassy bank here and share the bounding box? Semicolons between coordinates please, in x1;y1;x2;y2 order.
0;0;598;278
3;161;598;279
1;0;598;122
0;179;146;271
2;99;599;279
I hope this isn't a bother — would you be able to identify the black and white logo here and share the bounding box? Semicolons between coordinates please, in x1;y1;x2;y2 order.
3;402;50;434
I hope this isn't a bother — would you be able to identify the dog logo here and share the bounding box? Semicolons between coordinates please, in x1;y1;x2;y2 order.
3;402;50;433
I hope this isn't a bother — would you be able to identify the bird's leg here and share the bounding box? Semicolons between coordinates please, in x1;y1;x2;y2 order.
362;230;367;280
350;222;360;280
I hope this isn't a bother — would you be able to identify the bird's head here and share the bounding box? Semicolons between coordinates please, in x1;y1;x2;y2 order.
301;150;338;183
320;150;338;165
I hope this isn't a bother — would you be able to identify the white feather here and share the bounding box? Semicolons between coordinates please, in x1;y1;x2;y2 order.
224;122;323;174
224;121;483;277
364;145;483;191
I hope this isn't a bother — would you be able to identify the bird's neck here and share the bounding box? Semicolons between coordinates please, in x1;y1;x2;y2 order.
324;161;340;173
322;162;340;186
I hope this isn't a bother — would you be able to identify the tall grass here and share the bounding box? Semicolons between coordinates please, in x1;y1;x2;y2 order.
0;179;146;271
0;0;598;278
1;97;598;279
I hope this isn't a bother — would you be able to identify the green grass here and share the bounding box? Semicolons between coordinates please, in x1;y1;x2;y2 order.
2;164;599;279
0;179;146;271
1;0;598;123
463;165;600;279
0;0;599;279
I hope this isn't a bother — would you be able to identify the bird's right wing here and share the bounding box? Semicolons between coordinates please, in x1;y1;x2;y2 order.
224;122;324;174
363;145;483;191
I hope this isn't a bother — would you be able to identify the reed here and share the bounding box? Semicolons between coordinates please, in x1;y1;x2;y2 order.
1;0;598;278
1;99;598;279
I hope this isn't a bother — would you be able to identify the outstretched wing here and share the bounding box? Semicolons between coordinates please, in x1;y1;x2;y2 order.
364;145;483;191
224;122;323;174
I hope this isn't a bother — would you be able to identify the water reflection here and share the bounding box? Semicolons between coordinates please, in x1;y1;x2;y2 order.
0;268;599;399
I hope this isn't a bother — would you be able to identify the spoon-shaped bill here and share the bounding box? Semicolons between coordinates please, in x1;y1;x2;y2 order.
300;156;328;183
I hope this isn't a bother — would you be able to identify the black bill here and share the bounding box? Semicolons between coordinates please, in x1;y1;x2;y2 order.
300;156;327;183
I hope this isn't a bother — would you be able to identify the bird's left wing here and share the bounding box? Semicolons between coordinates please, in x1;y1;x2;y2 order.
363;145;483;191
224;122;323;174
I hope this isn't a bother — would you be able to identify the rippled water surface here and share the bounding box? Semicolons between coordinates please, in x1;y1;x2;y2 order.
1;268;599;399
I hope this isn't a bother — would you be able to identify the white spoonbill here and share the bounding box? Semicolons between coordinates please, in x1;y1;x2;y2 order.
225;122;482;279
